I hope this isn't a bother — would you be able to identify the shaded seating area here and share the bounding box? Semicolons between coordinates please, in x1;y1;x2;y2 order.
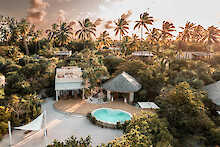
102;72;141;104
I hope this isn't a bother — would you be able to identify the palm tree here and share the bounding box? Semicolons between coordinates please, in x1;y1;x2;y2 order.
134;12;154;41
56;22;73;46
121;35;132;51
97;30;112;49
202;26;220;45
129;34;140;51
75;18;96;41
46;23;59;41
202;26;220;54
18;19;33;55
179;21;195;42
146;28;161;45
161;21;175;40
192;25;204;43
4;17;20;46
31;29;42;53
114;17;129;42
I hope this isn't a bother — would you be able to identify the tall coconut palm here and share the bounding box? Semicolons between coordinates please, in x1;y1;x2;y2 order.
5;17;20;46
202;26;220;45
146;28;161;45
192;25;204;43
56;22;73;46
128;34;140;51
179;21;195;42
202;26;220;54
46;23;59;41
18;19;33;55
134;12;154;41
161;21;175;40
114;17;129;42
75;18;96;41
97;30;112;49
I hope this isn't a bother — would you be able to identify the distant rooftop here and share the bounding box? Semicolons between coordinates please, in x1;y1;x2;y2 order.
137;102;160;109
192;52;213;57
55;66;82;83
54;51;72;56
102;47;120;50
132;51;154;57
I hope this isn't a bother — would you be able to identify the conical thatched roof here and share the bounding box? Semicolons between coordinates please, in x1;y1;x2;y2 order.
102;72;141;93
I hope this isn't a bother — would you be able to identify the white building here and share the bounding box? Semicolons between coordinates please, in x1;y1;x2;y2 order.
0;74;5;88
177;51;213;59
132;51;154;57
55;66;84;101
54;51;72;56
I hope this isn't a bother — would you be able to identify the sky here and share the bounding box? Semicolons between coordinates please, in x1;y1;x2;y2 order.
0;0;220;39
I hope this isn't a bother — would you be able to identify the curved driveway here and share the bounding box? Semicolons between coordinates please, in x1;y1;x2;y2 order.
0;98;122;147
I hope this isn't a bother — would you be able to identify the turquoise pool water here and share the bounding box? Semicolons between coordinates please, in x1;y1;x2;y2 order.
92;108;132;124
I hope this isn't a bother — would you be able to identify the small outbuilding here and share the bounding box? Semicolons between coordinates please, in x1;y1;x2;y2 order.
102;72;141;104
136;102;160;109
132;51;154;57
0;73;5;88
54;51;72;57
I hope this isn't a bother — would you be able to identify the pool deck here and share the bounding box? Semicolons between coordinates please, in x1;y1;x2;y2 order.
0;98;123;147
54;98;152;116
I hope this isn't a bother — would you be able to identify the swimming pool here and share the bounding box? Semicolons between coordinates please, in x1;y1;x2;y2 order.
91;108;132;125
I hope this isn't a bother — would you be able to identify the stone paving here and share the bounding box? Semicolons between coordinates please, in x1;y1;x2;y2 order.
0;98;122;147
204;81;220;106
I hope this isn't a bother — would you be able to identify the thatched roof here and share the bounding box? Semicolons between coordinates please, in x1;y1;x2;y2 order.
102;72;141;93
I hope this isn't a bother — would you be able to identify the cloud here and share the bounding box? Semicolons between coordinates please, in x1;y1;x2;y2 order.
30;0;49;9
121;10;132;20
27;9;47;23
57;9;66;22
56;0;72;3
104;0;125;2
105;20;114;29
27;0;49;24
94;18;103;26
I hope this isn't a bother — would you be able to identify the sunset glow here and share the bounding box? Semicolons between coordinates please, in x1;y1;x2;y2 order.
1;0;220;38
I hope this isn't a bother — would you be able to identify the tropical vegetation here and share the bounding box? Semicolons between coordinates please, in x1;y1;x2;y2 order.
0;9;220;146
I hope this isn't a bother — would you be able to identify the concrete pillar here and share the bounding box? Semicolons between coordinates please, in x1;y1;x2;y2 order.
129;92;134;104
82;88;85;99
107;90;111;101
124;97;127;103
56;90;59;101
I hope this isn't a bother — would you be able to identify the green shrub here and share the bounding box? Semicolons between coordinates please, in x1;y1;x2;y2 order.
207;128;220;145
155;82;217;141
190;79;204;89
103;56;125;74
198;73;214;85
212;70;220;81
0;106;10;140
107;112;174;147
211;55;220;65
47;135;92;147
